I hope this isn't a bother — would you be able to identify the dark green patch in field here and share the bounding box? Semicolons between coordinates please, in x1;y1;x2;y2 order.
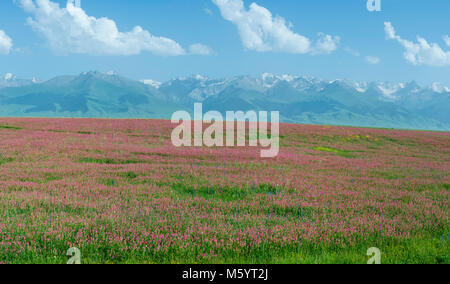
99;178;117;187
59;204;96;215
374;168;430;181
165;181;292;201
271;204;315;219
256;183;292;195
39;201;97;215
7;185;25;192
378;136;398;143
247;133;286;140
117;171;141;184
0;155;15;165
43;173;62;182
405;183;450;193
78;157;149;165
46;129;66;133
121;171;138;179
0;125;22;130
4;206;32;218
169;182;245;201
132;152;171;158
78;131;92;135
377;171;401;180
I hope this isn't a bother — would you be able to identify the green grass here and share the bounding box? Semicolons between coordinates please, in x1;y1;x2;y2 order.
0;155;15;165
163;180;292;202
0;119;448;264
1;232;447;264
0;125;22;130
78;157;149;165
99;178;117;187
314;146;356;158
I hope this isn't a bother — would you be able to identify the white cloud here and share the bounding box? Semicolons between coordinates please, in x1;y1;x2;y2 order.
16;0;206;56
384;22;450;67
189;43;214;55
0;30;13;55
365;56;380;64
312;33;340;55
384;22;396;40
212;0;339;55
444;35;450;47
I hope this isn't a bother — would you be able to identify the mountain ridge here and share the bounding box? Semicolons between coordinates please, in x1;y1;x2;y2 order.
0;71;448;131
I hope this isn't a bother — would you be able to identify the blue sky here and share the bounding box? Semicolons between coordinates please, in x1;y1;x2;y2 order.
0;0;449;85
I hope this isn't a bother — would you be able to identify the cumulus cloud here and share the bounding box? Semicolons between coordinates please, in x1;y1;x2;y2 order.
384;22;450;67
365;56;380;64
312;33;340;55
212;0;339;55
0;30;13;55
16;0;209;56
444;35;450;47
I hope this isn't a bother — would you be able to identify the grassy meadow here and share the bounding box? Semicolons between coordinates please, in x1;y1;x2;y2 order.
0;118;448;264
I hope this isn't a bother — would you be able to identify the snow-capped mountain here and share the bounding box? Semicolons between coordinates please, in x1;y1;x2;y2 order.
149;73;449;130
153;73;449;102
0;71;448;130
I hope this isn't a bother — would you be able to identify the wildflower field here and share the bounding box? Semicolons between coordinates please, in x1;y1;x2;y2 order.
0;118;448;264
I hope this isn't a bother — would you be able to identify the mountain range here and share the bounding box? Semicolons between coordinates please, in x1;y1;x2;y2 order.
0;71;449;131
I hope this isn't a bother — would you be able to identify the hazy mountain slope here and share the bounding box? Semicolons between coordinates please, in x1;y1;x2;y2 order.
199;76;449;130
0;72;448;130
0;73;37;88
0;71;183;118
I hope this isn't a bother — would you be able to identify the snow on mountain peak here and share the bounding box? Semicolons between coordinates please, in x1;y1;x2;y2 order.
279;74;296;82
261;73;298;88
430;82;450;93
262;73;296;82
4;73;15;81
194;74;208;81
351;82;369;93
375;82;406;99
140;79;162;88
